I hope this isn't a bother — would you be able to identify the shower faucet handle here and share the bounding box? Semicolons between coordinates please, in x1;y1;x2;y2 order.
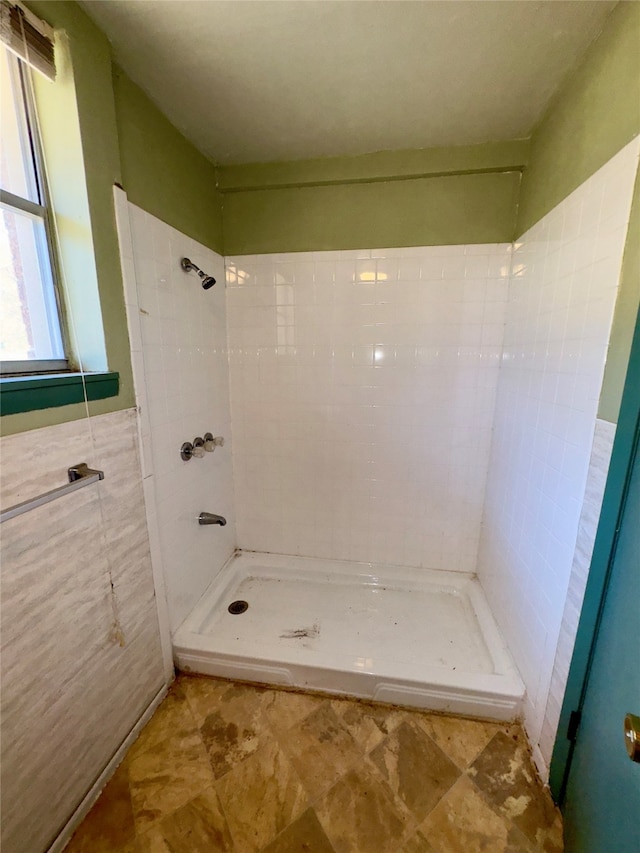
203;433;224;451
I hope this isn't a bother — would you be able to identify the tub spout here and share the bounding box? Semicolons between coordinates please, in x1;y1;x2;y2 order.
198;512;227;526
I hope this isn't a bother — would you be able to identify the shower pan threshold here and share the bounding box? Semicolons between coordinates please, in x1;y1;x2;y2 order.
173;551;524;721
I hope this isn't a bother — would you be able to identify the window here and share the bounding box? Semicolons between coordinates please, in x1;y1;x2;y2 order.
0;42;67;373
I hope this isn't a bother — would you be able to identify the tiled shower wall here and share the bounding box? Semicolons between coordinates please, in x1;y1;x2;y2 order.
226;244;511;570
477;138;640;773
116;193;236;632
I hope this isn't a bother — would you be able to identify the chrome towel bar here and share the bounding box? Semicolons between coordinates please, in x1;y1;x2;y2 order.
0;463;105;524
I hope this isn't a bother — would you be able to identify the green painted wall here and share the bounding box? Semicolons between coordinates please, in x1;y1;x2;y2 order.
5;2;637;431
516;1;640;423
113;68;223;254
221;143;526;255
3;0;135;437
517;2;639;235
218;140;529;190
3;1;224;436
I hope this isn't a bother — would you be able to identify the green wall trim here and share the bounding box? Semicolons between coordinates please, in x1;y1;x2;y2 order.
217;140;530;192
223;170;522;256
517;1;640;237
112;66;224;254
0;372;119;417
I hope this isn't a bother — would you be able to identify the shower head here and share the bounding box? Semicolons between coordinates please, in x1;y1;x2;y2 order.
181;257;216;289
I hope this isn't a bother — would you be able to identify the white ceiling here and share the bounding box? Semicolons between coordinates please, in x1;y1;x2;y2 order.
80;0;617;165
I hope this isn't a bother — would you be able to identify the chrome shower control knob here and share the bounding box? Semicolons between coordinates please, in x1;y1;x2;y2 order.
192;437;206;458
203;433;224;451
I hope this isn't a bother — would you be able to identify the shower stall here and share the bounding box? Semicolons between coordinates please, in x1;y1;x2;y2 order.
114;136;639;777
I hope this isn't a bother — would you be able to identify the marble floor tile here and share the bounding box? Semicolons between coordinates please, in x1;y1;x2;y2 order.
126;683;195;762
127;685;216;831
369;719;461;821
178;675;239;728
420;775;536;853
416;712;502;770
180;675;270;729
314;761;412;853
65;675;563;853
330;697;405;753
64;762;136;853
261;807;336;853
263;686;325;733
153;787;234;852
279;702;364;800
197;687;273;780
200;703;272;781
468;730;561;848
135;826;171;853
215;738;308;853
540;809;564;853
401;829;439;853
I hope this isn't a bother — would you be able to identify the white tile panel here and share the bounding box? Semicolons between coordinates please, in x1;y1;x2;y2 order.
227;244;511;572
120;203;238;632
477;137;639;777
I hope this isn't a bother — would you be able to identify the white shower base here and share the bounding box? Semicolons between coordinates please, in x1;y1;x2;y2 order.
173;551;525;721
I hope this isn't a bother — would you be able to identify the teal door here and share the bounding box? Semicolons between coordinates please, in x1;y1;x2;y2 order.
559;314;640;851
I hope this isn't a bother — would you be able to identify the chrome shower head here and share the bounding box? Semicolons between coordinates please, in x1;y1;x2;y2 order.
181;257;216;289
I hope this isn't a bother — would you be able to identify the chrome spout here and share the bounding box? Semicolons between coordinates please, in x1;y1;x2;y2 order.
198;512;227;526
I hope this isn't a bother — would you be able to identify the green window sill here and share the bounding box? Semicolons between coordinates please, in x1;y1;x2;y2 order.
0;372;119;416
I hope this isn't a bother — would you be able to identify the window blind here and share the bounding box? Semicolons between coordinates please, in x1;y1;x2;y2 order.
0;0;54;80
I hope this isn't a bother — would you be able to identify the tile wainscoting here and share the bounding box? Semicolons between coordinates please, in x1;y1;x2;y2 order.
0;408;166;853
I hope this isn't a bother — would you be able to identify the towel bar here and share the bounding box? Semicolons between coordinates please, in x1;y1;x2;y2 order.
0;463;105;524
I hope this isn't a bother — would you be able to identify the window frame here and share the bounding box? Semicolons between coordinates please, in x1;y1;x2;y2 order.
0;47;71;375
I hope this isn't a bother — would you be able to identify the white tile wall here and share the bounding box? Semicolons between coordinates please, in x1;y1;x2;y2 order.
226;243;512;570
116;196;237;632
115;137;638;782
477;138;640;776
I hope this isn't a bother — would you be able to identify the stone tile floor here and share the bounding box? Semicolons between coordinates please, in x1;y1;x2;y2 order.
65;674;563;853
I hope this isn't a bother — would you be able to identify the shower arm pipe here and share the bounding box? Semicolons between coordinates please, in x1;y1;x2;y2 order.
0;463;104;524
181;257;216;289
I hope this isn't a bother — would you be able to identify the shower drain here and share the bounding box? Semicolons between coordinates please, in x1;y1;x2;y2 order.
228;600;249;615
